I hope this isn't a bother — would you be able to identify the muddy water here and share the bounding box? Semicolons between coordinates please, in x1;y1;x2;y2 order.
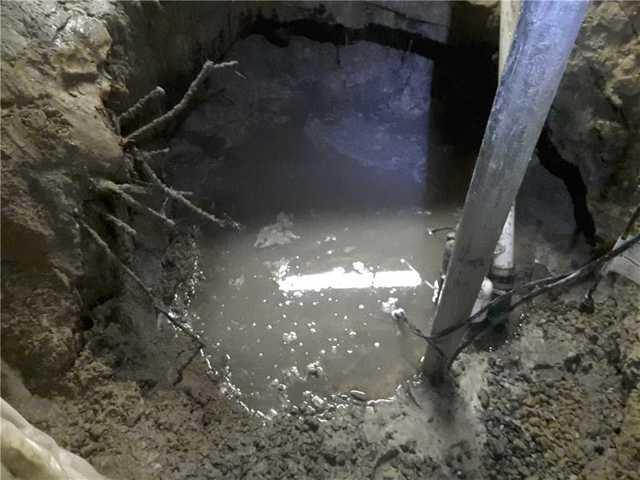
192;207;462;413
174;36;475;413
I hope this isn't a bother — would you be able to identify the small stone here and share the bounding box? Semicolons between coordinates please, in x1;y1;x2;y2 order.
311;395;326;410
564;352;582;373
323;451;337;465
88;424;105;441
304;417;320;432
349;390;368;402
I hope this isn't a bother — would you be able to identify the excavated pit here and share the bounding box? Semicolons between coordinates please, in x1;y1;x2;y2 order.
2;2;639;479
164;35;478;412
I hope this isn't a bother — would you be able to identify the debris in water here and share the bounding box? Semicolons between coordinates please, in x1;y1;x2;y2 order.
282;331;298;344
306;361;324;377
391;308;407;322
229;274;245;289
352;261;368;273
254;212;300;248
381;297;399;314
284;366;303;381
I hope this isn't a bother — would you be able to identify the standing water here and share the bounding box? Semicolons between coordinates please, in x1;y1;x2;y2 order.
168;36;475;413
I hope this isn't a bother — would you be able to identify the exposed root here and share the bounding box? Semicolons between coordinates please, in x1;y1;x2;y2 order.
76;217;205;350
118;86;166;135
115;183;153;196
123;60;239;146
136;157;240;230
138;147;170;165
100;211;138;238
172;346;201;386
94;179;176;229
133;180;193;197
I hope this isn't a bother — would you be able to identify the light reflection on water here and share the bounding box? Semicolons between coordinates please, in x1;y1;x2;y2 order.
190;209;460;412
277;266;422;292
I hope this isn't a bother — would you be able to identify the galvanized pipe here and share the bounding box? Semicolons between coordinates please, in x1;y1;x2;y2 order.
422;0;590;381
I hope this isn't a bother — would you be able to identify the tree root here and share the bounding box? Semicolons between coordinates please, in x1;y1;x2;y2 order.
94;179;175;229
100;211;138;238
172;346;202;387
76;217;205;350
123;60;238;146
118;86;166;135
114;183;152;196
136;156;240;230
138;148;170;165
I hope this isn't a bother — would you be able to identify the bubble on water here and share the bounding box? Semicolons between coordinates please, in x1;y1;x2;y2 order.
267;324;273;330
283;331;297;344
312;301;319;306
252;322;256;327
347;349;353;354
320;349;326;355
285;300;292;306
310;328;316;333
374;342;380;348
258;352;264;357
343;315;348;320
299;302;304;306
348;330;357;336
282;314;287;319
331;345;337;353
358;304;364;310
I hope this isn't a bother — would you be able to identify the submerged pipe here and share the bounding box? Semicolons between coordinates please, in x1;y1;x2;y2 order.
422;0;590;382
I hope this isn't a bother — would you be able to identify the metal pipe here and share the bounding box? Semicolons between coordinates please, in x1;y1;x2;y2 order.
422;0;590;382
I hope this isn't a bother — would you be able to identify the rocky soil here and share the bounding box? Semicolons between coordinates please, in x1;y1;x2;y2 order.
480;278;640;480
550;1;640;202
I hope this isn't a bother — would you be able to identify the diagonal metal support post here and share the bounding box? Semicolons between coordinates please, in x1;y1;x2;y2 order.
422;0;590;382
